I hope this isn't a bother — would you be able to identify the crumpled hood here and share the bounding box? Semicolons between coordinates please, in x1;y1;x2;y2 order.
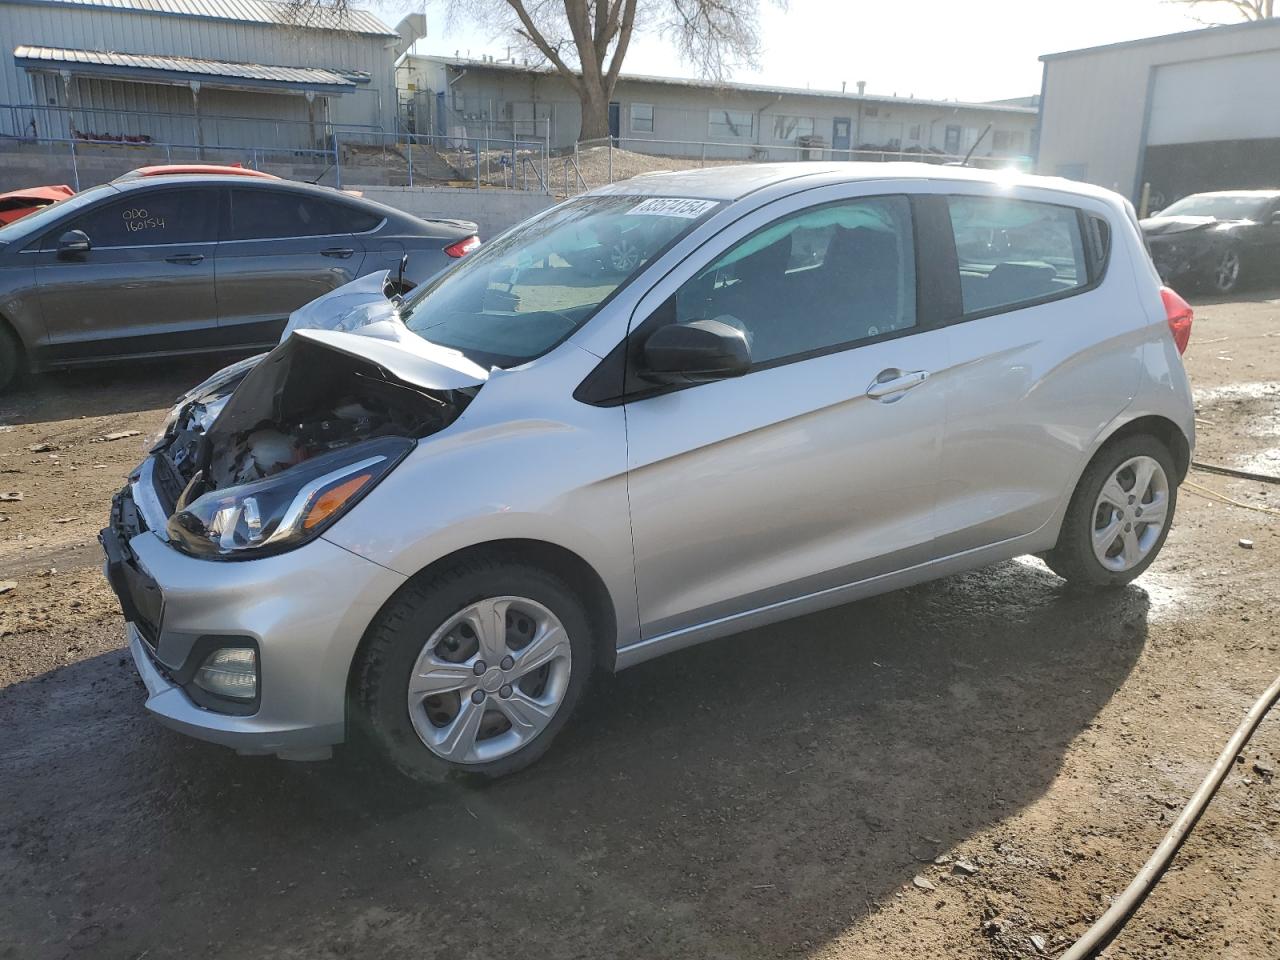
280;270;398;341
1141;215;1250;237
292;326;488;391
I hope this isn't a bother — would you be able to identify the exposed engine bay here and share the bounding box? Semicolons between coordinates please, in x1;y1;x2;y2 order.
154;332;476;510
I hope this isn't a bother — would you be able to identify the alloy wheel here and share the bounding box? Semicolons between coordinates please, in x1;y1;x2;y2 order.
609;237;641;272
407;596;572;764
1091;455;1170;572
1214;249;1240;293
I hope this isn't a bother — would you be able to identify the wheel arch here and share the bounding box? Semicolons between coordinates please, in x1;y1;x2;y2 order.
0;310;29;378
346;537;621;712
1096;414;1191;483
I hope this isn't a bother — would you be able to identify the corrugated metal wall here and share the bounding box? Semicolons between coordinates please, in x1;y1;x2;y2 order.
0;0;393;146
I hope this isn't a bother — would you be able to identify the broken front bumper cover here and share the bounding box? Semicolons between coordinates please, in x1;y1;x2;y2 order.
102;463;408;760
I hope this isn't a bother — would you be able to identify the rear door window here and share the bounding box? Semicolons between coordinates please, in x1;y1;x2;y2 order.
57;188;217;248
946;196;1089;315
227;189;350;240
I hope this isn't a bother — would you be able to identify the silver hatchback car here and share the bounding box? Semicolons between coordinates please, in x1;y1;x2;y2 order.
102;164;1195;781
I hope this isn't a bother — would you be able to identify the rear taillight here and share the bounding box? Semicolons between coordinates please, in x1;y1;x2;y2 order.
1161;286;1193;355
444;235;480;258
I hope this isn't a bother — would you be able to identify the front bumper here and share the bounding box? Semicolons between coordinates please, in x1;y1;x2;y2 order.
1147;239;1215;282
104;464;407;759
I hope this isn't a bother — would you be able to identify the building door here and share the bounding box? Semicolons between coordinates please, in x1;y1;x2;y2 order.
832;117;851;151
944;125;962;155
608;101;621;141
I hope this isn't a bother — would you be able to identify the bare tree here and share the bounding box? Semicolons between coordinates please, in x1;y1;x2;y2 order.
445;0;781;142
1166;0;1275;21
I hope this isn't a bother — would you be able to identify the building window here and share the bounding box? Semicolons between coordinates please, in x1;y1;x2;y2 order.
907;124;922;141
709;108;756;140
944;125;961;154
992;129;1025;153
772;114;815;143
864;105;879;118
630;102;654;133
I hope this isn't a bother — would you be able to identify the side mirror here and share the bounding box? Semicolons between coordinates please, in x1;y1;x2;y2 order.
641;317;751;384
57;229;91;259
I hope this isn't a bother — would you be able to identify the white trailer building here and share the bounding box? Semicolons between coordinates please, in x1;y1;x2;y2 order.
399;54;1038;164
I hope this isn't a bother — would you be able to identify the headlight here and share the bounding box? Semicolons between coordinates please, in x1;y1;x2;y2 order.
166;436;413;559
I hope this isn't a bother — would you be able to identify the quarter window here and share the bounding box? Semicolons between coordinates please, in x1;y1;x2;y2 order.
227;189;354;240
630;102;654;133
709;109;755;140
670;196;916;365
60;189;216;247
946;196;1089;315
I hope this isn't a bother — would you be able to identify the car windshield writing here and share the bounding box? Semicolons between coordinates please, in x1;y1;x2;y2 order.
398;194;720;367
1160;195;1269;220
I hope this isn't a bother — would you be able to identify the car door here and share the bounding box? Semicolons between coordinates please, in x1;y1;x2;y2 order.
214;186;370;345
624;188;951;641
932;189;1143;557
34;185;220;361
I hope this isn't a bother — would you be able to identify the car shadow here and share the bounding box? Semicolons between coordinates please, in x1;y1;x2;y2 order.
1185;281;1280;307
0;353;250;426
0;559;1149;959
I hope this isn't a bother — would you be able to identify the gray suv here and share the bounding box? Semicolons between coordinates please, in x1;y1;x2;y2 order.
0;173;477;390
102;164;1196;782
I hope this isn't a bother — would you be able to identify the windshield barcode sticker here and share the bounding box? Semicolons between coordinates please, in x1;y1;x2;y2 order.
626;198;718;219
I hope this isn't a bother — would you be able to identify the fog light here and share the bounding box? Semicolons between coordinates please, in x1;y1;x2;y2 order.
193;647;258;701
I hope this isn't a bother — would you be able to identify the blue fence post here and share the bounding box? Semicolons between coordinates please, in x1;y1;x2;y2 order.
407;133;413;187
333;132;342;189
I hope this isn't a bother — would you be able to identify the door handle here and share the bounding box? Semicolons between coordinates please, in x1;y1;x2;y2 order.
866;368;930;401
165;253;204;265
321;247;355;259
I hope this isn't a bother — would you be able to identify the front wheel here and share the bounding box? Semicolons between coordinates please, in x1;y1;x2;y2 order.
1205;246;1242;295
353;557;594;782
1044;436;1178;588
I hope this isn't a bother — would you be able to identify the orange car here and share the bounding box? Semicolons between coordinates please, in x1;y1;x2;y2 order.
0;184;75;225
113;163;281;182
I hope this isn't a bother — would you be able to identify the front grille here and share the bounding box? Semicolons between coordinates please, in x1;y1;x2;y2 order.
101;488;164;649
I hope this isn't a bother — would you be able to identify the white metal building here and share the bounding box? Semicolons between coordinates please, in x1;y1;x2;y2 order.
1037;19;1280;205
399;54;1039;163
0;0;420;150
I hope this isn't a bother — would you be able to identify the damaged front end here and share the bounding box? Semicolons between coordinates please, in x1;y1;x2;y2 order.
147;329;483;559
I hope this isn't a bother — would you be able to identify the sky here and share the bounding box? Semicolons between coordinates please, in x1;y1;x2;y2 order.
374;0;1238;103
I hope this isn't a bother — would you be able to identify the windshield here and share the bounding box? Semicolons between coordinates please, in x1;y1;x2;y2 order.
1159;194;1270;221
0;183;117;244
398;194;721;367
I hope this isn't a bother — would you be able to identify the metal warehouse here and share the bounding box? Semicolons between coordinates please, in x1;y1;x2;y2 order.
399;54;1039;163
0;0;423;152
1036;18;1280;207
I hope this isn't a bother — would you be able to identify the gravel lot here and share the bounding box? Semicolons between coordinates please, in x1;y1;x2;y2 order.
1;293;1278;959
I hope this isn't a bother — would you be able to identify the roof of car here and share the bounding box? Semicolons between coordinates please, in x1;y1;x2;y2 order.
591;162;1124;203
116;164;280;181
1179;190;1280;199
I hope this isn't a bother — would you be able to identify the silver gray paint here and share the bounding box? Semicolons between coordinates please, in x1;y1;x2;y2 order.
117;163;1195;756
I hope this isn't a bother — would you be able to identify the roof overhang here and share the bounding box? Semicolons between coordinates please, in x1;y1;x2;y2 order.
13;44;363;96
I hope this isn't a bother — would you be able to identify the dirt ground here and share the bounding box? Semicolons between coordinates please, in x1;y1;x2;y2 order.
1;293;1278;960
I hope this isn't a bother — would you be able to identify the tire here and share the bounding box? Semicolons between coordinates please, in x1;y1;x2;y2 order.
0;323;21;394
1204;246;1242;296
352;555;595;782
1044;435;1178;589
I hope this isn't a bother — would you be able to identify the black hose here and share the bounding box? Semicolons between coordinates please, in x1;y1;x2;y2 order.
1191;461;1280;485
1061;673;1280;959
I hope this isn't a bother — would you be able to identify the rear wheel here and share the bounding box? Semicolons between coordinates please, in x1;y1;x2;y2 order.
1044;436;1178;588
353;556;594;782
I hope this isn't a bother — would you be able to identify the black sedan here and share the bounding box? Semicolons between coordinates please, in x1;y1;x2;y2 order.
1142;191;1280;296
0;172;478;392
